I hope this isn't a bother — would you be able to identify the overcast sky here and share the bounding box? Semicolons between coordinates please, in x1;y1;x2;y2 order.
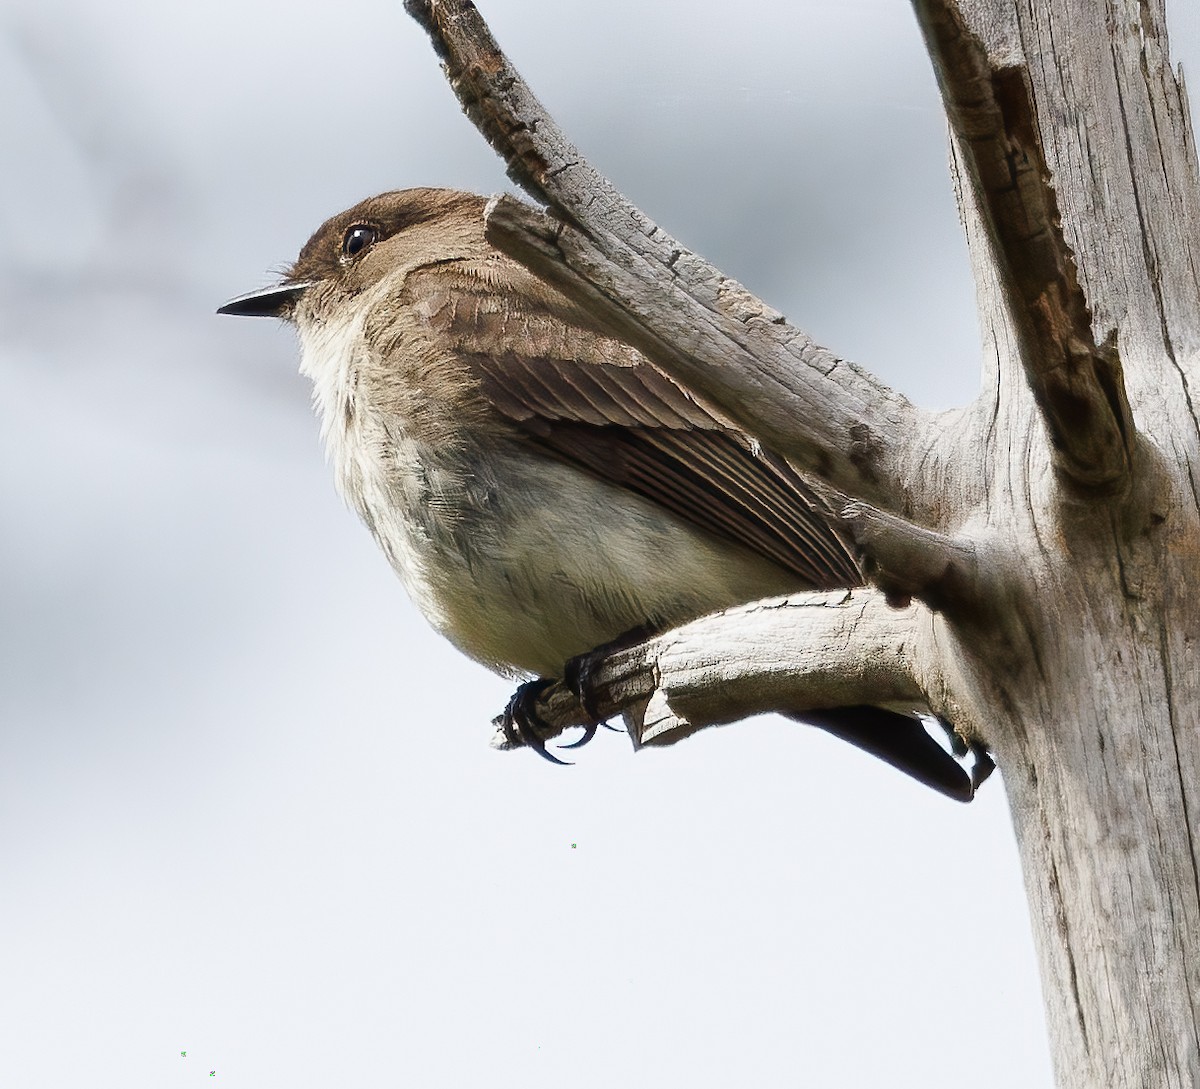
3;2;1198;1087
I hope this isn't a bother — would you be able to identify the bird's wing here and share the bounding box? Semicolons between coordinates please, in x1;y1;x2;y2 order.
404;259;978;803
405;260;861;590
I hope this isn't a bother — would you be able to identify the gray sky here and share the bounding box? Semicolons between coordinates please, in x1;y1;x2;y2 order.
3;2;1197;1086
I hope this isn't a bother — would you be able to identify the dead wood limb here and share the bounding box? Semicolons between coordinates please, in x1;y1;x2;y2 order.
912;0;1135;493
490;590;930;749
406;0;940;514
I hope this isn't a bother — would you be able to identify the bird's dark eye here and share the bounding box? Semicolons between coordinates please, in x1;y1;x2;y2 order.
342;224;378;258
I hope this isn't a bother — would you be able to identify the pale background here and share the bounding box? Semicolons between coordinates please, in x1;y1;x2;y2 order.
3;2;1197;1086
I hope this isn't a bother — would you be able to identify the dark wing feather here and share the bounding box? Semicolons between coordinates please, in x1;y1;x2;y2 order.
404;258;976;801
409;261;861;589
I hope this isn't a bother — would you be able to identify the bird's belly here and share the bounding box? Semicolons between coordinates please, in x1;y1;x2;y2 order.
354;439;798;678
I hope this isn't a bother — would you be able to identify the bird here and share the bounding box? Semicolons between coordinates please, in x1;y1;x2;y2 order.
218;186;988;800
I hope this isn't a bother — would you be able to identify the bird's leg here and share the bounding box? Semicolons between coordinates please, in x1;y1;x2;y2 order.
558;622;657;749
500;679;572;765
500;625;648;760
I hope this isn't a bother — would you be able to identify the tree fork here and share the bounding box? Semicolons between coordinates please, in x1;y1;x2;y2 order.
409;0;1200;1084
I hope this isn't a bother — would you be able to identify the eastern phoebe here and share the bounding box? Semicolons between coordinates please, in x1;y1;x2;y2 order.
219;187;982;799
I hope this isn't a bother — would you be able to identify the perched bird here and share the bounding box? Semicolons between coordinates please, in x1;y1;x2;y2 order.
219;187;985;800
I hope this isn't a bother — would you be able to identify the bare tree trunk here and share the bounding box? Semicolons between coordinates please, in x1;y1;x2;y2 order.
934;3;1200;1083
405;0;1200;1083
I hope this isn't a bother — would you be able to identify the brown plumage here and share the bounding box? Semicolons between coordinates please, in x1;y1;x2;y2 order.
219;187;983;800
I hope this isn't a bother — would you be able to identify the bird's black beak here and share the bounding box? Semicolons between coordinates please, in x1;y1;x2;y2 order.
216;281;313;318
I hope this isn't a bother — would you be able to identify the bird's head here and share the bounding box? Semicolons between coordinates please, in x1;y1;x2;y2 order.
217;187;488;323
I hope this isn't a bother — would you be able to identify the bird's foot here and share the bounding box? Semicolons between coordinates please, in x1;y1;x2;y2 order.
501;624;659;760
558;622;656;750
559;651;619;750
500;679;572;765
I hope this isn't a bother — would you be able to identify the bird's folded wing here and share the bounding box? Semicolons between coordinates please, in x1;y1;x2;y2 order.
406;261;861;590
403;259;978;801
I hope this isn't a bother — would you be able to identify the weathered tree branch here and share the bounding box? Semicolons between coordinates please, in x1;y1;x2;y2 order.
405;0;940;515
491;590;931;749
407;0;1200;1083
911;0;1135;494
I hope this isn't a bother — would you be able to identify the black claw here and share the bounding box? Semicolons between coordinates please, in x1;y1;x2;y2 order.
558;721;599;750
502;679;572;765
562;652;607;733
530;743;572;766
557;622;661;748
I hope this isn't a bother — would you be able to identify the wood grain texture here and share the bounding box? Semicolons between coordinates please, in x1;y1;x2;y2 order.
405;0;939;517
914;0;1136;492
489;589;931;747
945;3;1200;1082
408;0;1200;1083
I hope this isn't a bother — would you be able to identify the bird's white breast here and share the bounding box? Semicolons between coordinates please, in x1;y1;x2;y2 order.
294;295;795;679
295;296;457;633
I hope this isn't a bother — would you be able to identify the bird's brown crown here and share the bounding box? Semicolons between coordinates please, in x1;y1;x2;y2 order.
287;187;487;289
